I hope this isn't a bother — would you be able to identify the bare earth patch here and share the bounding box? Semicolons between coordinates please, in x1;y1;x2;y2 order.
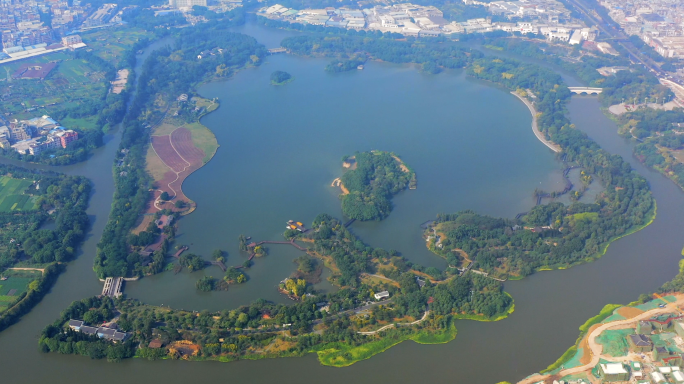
579;324;600;365
617;306;644;319
391;155;410;173
131;215;155;234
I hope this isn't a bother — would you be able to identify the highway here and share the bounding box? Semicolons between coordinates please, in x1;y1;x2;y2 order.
562;0;678;82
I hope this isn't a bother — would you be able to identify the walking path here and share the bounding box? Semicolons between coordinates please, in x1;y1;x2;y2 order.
150;127;192;210
518;295;684;384
511;92;561;153
7;267;45;273
358;309;430;335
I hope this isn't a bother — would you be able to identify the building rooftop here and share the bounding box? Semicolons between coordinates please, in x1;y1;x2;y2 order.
629;333;652;347
80;326;98;335
601;363;628;374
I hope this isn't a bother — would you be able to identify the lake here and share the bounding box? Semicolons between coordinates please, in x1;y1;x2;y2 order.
0;23;682;384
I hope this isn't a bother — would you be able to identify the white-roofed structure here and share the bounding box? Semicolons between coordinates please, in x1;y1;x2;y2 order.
674;371;684;382
374;291;390;300
569;29;583;45
652;372;667;383
598;363;629;382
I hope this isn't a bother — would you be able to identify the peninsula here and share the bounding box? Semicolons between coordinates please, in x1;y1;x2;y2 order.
510;91;561;153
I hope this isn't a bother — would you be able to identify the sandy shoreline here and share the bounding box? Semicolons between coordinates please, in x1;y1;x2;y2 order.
510;92;561;153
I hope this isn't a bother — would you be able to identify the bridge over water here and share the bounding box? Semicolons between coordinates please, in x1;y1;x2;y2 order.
268;48;287;54
660;79;684;108
568;87;603;95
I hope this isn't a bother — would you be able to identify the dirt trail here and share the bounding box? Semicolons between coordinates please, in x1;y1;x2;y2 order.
6;267;45;273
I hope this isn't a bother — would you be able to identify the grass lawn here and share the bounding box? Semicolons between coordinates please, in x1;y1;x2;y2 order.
145;145;171;183
0;176;37;212
0;274;37;313
60;116;100;131
185;122;219;164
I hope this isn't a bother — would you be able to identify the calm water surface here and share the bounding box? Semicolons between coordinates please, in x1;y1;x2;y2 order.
0;24;681;384
126;40;566;309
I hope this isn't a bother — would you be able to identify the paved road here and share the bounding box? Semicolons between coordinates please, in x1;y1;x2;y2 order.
518;295;684;384
563;0;667;78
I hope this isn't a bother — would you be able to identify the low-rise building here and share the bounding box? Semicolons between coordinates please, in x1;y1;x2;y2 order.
68;319;84;331
374;291;390;300
652;371;667;384
628;333;653;352
569;29;583;45
598;363;629;382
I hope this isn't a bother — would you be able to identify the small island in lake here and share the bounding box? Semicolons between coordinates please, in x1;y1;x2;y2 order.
270;70;293;85
337;150;416;221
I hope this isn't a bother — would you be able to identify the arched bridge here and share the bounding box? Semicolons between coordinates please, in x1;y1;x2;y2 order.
568;87;603;95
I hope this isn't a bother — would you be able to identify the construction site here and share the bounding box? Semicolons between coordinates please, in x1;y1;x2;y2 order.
520;294;684;384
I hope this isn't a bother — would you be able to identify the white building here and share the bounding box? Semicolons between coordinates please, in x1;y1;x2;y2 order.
374;291;390;300
379;15;397;28
569;29;583;45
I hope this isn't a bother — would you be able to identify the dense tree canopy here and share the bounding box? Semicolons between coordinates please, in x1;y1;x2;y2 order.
95;22;264;279
340;151;413;221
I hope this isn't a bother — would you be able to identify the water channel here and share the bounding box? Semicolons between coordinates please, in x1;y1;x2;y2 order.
0;22;682;384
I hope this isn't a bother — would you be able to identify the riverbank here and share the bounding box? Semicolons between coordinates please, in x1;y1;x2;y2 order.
510;92;561;153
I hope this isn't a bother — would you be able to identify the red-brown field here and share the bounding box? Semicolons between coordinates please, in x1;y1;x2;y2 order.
171;128;204;164
146;127;206;214
152;135;188;173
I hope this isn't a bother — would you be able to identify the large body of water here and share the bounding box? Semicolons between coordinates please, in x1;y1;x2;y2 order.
0;22;682;384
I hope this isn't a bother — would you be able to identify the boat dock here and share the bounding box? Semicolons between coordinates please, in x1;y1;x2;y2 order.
286;220;308;233
268;47;287;54
101;277;123;298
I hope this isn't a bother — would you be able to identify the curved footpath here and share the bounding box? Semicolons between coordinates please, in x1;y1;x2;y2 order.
358;309;431;335
511;92;562;153
519;295;684;384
